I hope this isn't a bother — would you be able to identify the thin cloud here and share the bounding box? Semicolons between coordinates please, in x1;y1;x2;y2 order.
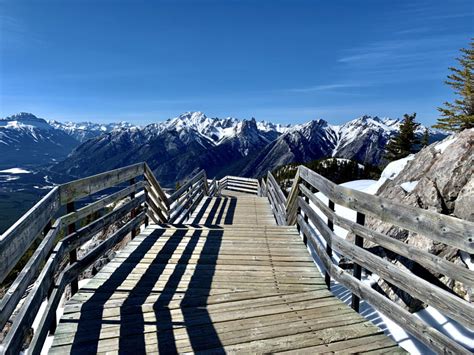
289;83;369;93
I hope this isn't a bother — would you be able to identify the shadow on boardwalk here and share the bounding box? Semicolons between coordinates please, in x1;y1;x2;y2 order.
67;197;235;353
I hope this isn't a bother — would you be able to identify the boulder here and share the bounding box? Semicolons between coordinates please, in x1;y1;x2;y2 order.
357;129;473;311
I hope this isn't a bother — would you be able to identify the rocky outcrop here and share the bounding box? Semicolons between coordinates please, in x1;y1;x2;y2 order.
362;129;473;312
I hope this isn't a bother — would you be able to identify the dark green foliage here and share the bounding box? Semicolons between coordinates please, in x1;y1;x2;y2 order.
421;128;430;147
385;113;420;161
273;158;381;189
434;39;474;131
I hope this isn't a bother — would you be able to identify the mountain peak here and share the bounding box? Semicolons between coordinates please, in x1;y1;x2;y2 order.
3;112;48;124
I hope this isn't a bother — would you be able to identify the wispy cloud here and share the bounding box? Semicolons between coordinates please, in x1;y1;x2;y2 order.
337;34;467;83
0;14;45;49
289;83;369;93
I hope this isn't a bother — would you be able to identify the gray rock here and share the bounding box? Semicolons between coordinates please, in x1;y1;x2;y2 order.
362;129;473;311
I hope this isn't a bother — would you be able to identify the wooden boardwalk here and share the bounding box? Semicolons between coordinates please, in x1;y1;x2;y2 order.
50;191;402;354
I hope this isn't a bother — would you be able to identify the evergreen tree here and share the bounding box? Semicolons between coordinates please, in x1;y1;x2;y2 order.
385;113;420;161
421;127;430;147
434;39;474;131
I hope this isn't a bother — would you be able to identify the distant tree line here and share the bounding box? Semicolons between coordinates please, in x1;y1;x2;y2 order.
273;158;381;189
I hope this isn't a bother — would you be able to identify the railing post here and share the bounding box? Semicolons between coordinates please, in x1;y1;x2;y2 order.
325;199;335;290
129;178;137;239
302;181;311;246
351;211;365;312
67;201;79;296
42;220;58;335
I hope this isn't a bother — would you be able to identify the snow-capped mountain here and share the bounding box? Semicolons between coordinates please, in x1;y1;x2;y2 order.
149;111;290;144
51;112;448;186
242;115;447;177
0;113;79;168
1;111;448;185
49;120;139;142
51;113;281;185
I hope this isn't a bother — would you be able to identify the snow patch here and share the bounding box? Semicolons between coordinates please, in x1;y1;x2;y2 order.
0;167;31;174
435;136;457;153
460;251;473;271
382;155;414;180
400;180;419;193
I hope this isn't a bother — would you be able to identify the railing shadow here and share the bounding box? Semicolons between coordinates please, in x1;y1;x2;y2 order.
190;196;237;225
65;197;234;353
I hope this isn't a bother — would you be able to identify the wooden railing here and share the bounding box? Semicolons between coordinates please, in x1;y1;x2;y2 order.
0;163;219;354
265;172;287;225
218;176;260;195
261;165;474;354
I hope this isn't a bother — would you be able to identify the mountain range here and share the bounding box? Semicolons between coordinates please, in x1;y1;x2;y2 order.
0;113;139;169
0;112;448;186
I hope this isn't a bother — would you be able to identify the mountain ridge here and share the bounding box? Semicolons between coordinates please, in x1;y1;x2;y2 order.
39;111;448;186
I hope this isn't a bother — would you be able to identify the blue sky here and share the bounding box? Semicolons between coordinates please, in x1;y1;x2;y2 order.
1;0;473;125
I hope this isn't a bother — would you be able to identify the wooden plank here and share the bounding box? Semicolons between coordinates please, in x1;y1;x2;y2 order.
61;181;146;227
0;219;62;330
144;163;169;208
279;333;405;354
168;170;205;204
59;162;144;204
299;198;474;329
284;168;301;225
28;213;147;354
300;184;474;287
267;171;286;205
299;165;474;253
1;239;67;353
298;215;470;354
62;194;145;252
0;186;60;283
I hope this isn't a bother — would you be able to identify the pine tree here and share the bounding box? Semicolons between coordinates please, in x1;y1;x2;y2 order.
434;39;474;131
421;127;430;147
385;113;420;161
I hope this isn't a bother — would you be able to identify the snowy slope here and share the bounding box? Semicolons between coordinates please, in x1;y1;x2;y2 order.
49;120;139;142
0;113;80;168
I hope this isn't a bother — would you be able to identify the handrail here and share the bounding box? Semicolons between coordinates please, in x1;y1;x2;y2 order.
266;172;287;225
263;165;474;354
0;162;212;354
218;176;259;195
297;166;473;252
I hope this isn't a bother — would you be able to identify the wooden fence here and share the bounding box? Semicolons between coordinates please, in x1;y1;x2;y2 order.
261;166;474;354
0;163;225;354
218;175;260;195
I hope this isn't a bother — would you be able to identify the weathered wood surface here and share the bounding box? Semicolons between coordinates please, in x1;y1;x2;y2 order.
50;194;401;354
298;165;474;253
59;163;145;204
297;215;470;354
299;184;474;288
0;187;60;283
299;198;474;328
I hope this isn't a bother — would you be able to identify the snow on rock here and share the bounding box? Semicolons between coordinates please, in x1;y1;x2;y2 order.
460;251;473;271
435;135;457;153
362;155;416;195
381;155;415;180
400;180;419;193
